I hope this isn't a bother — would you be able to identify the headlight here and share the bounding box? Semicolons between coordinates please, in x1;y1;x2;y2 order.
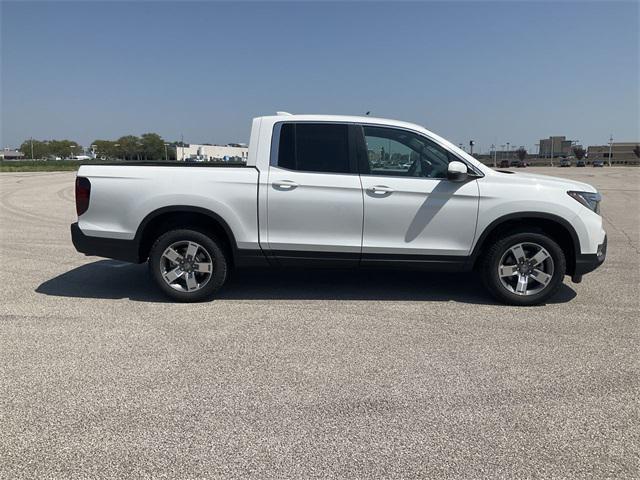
568;191;601;214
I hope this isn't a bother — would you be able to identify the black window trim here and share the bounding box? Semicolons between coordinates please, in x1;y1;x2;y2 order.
270;121;359;175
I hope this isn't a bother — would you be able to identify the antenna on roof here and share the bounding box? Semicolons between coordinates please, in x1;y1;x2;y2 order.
276;111;293;116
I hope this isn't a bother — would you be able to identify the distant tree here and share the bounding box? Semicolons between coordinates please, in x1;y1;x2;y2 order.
92;140;119;160
572;146;586;160
516;148;527;162
634;145;640;159
45;140;82;159
140;133;165;160
117;135;141;161
19;139;49;159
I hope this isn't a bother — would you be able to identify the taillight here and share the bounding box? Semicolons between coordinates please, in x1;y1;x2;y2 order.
75;177;91;216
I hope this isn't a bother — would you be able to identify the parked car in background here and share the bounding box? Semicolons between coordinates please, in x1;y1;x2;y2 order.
576;160;586;167
71;113;607;306
499;160;510;168
560;159;571;167
592;160;605;167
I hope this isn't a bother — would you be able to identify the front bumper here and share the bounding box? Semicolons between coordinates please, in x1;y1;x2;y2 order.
71;222;140;263
571;235;607;283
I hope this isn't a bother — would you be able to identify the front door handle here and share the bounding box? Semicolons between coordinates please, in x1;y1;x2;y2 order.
273;180;298;190
368;185;394;195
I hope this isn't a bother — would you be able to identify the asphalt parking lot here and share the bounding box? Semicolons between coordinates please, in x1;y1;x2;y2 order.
1;167;638;479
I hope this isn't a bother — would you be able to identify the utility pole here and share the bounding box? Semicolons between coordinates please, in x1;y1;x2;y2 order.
491;144;496;167
549;137;554;167
469;140;475;156
30;137;34;160
181;134;184;161
608;134;613;167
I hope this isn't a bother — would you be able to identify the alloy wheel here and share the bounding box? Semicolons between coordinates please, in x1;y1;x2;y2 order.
160;240;214;292
498;242;555;296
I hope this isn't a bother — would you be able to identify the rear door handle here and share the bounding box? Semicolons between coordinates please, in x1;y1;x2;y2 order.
273;180;298;190
368;185;394;195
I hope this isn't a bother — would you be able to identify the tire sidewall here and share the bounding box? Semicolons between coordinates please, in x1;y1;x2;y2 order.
483;232;566;306
149;229;228;302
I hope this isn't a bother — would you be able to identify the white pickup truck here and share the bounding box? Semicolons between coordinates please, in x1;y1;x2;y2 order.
71;113;606;305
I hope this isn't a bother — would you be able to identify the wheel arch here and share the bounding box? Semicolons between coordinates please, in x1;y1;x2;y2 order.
135;206;238;264
471;212;581;275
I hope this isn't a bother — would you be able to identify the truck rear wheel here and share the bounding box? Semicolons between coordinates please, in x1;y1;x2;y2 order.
481;232;566;306
148;229;228;302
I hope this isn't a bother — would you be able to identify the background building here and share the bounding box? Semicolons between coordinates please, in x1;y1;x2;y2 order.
0;149;25;160
538;136;576;158
587;142;640;165
177;143;248;162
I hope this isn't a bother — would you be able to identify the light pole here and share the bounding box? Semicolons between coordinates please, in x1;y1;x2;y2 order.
549;137;554;167
500;144;505;164
608;134;613;167
469;140;475;156
491;144;496;167
164;143;170;162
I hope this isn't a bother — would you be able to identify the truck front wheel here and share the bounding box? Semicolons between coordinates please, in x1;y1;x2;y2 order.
148;229;228;302
481;232;566;306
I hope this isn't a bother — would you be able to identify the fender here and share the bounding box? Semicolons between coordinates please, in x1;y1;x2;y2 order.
469;211;581;263
134;205;238;250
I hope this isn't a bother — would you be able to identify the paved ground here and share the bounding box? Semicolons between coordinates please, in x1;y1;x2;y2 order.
1;167;638;479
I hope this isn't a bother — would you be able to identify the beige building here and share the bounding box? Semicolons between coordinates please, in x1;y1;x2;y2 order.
587;142;640;165
177;143;249;162
539;136;576;158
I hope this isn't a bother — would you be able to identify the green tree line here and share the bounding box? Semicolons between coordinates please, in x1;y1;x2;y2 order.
92;133;175;160
20;133;177;160
19;139;83;159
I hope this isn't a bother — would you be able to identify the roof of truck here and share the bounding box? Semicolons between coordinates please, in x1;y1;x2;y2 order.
259;113;428;132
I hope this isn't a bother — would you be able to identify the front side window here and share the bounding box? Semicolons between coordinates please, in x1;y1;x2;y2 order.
277;123;350;173
362;126;455;178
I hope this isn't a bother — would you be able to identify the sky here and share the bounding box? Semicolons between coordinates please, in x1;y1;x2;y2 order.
2;1;638;153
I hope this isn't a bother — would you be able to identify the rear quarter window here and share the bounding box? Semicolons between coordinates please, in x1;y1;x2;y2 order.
277;123;350;174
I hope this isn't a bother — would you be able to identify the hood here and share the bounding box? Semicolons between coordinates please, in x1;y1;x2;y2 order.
493;170;598;193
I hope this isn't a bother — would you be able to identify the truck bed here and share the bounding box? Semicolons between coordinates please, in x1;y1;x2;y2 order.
76;164;260;250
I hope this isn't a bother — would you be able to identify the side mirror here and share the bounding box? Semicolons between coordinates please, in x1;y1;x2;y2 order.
447;161;468;182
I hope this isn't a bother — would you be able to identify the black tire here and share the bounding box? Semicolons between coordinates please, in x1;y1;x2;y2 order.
148;228;228;302
480;232;566;306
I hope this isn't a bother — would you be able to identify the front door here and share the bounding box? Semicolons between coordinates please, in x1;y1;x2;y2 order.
357;125;479;265
266;122;363;265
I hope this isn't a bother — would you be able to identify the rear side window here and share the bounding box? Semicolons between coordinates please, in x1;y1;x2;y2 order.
277;123;350;173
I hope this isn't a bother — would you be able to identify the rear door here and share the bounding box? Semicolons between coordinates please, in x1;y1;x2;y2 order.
265;122;363;265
